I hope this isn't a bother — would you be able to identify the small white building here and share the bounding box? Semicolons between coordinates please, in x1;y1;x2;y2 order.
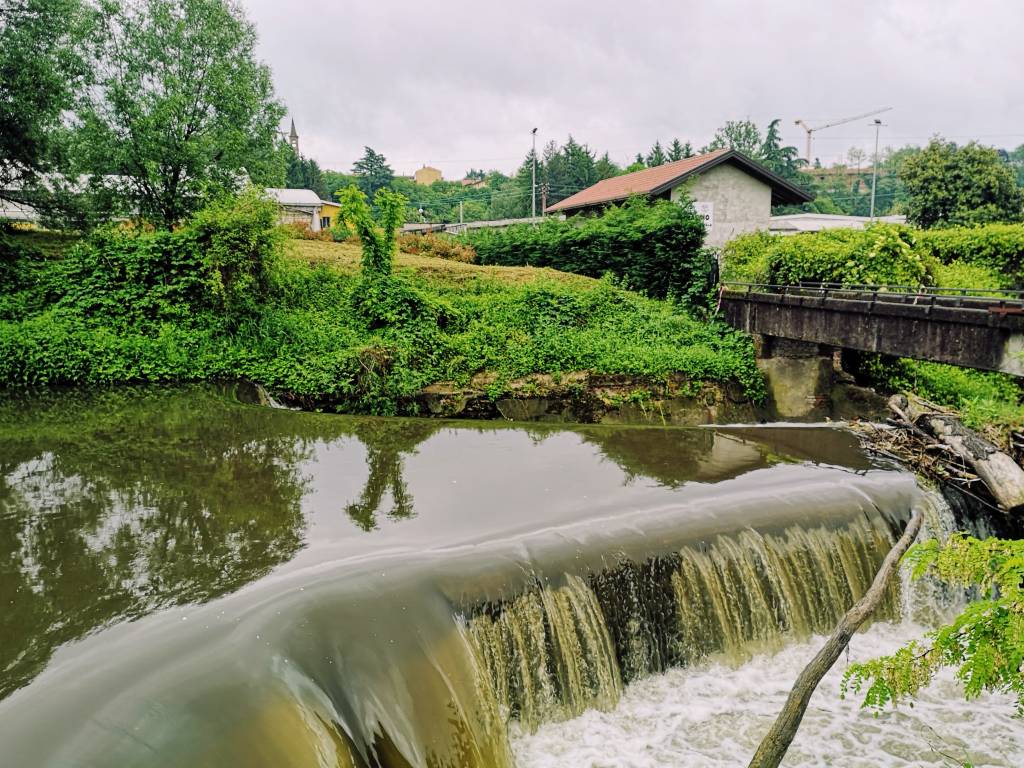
768;212;906;234
545;149;813;247
265;187;328;232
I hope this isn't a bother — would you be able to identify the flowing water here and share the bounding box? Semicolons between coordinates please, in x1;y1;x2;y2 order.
0;385;1019;767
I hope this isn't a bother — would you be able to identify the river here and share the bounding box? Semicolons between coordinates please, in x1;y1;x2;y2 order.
0;385;1019;766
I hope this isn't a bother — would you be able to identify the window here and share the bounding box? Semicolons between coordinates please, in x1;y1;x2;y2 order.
320;216;331;229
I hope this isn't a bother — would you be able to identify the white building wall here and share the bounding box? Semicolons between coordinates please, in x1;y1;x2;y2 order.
670;163;772;247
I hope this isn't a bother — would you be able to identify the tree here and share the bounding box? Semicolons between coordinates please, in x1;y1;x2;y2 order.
339;186;406;277
1008;144;1024;186
285;149;327;199
758;119;805;182
72;0;285;228
562;135;598;195
901;138;1023;228
351;146;394;200
0;0;94;194
646;140;667;167
667;139;693;162
594;152;620;180
842;534;1024;716
704;120;762;155
749;508;925;767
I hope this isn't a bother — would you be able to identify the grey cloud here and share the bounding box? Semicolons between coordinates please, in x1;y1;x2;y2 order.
240;0;1024;178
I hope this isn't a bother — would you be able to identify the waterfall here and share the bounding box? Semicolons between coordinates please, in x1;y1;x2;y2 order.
464;513;902;735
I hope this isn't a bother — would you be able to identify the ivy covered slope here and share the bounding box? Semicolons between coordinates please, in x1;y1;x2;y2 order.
722;223;1024;440
0;193;761;415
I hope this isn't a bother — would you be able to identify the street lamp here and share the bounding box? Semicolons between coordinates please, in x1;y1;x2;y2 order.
869;119;885;221
531;127;538;219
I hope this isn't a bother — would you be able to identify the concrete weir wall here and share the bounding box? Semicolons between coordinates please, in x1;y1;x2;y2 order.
722;290;1024;378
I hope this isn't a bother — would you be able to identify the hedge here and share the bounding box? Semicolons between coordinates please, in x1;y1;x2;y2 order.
461;197;712;307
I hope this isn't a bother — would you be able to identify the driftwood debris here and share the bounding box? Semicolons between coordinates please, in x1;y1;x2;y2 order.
747;507;924;768
887;394;1024;514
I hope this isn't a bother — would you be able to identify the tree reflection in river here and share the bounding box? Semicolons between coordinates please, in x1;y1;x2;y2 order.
0;385;349;699
343;419;438;531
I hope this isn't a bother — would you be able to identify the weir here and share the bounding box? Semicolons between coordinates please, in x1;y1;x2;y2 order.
464;515;899;736
0;463;930;768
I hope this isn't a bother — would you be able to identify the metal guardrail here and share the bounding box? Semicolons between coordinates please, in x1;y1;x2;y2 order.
720;281;1024;317
724;280;1024;296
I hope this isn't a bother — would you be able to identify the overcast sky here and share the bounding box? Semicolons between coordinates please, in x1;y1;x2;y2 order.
239;0;1024;179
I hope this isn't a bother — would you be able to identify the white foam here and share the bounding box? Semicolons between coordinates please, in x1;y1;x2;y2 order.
512;620;1023;767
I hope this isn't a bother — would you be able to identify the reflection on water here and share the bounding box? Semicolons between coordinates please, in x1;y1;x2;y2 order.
10;384;1017;768
0;384;876;725
343;420;437;531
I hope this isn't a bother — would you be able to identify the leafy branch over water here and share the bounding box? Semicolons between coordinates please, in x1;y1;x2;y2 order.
841;535;1024;717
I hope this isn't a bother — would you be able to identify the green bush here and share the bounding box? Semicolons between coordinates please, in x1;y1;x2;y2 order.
462;197;711;306
916;223;1024;287
0;228;764;414
722;225;930;287
723;221;1024;291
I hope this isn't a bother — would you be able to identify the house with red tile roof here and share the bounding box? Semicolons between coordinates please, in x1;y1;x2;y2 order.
546;149;813;246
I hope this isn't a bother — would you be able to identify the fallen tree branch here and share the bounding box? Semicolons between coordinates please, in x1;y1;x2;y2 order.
747;507;924;768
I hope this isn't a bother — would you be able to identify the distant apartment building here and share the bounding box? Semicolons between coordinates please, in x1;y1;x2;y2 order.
414;166;443;185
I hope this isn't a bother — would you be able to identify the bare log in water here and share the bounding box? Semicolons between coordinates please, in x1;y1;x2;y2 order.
747;507;924;768
892;395;1024;514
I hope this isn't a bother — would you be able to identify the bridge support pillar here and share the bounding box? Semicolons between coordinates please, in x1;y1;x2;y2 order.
753;335;883;421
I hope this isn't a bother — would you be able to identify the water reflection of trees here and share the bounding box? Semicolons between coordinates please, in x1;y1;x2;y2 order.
344;420;438;531
0;385;350;700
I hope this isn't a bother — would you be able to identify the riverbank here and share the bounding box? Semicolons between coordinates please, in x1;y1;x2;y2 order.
0;217;762;416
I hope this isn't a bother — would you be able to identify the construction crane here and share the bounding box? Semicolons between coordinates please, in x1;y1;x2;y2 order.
795;107;893;163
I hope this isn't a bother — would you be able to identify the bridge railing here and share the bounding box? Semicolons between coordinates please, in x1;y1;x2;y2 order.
722;281;1024;300
720;281;1024;315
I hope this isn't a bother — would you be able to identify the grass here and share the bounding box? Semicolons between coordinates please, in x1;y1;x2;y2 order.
289;239;597;288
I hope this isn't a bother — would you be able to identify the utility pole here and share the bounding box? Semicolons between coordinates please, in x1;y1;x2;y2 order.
459;199;464;225
531;127;538;219
869;118;884;221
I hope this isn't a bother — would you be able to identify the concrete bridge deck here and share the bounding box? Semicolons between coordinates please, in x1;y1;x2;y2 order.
721;283;1024;377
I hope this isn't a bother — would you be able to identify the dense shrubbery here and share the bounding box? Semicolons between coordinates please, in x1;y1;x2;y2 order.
0;194;762;413
723;221;1024;290
721;225;930;286
916;223;1024;287
462;198;713;307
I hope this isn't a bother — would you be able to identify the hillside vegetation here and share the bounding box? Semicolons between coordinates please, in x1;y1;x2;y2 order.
0;195;762;414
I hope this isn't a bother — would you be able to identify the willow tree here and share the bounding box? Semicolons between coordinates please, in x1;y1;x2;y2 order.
73;0;285;227
0;0;94;192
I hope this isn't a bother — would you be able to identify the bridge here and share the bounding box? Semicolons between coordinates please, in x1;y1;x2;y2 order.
721;283;1024;377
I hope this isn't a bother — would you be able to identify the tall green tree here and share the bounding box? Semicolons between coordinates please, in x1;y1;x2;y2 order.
562;135;598;195
1005;144;1024;187
351;146;394;199
285;149;327;198
902;138;1024;228
703;120;762;155
645;140;667;167
667;139;693;162
759;119;805;182
339;186;406;278
595;152;621;180
71;0;284;228
0;0;95;193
